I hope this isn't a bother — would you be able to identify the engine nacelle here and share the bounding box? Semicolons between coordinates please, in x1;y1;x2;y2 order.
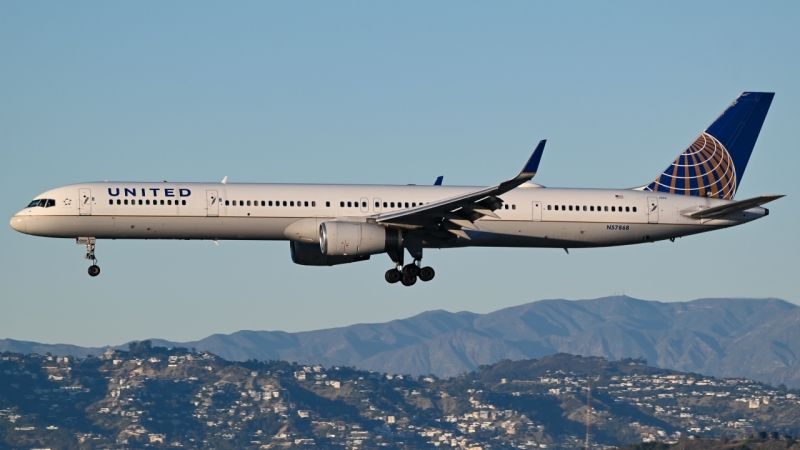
319;222;402;256
290;241;370;266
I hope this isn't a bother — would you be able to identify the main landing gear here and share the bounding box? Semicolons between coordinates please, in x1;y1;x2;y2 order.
384;247;434;287
79;237;100;277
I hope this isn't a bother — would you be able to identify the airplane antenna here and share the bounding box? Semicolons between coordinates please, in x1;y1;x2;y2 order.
221;176;228;184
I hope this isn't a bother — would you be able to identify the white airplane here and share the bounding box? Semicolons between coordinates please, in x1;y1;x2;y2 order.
10;92;783;286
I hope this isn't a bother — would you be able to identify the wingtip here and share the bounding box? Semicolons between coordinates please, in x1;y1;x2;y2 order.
520;139;547;176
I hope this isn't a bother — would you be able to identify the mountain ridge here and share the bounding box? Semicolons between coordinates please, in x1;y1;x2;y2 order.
2;296;799;387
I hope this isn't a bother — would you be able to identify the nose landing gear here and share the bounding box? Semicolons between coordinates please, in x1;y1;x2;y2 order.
78;237;100;277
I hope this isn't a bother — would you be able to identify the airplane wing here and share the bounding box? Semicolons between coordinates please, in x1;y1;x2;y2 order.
376;140;546;239
681;195;784;220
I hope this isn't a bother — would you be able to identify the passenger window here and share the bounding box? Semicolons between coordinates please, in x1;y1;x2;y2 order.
618;206;622;211
117;199;121;205
182;200;186;205
626;206;630;212
281;201;286;206
611;206;615;212
325;201;330;207
633;206;637;212
583;206;586;211
304;201;308;207
160;200;164;205
590;206;594;211
346;201;351;207
569;205;573;211
225;200;229;206
604;206;608;211
547;205;552;210
512;205;516;210
312;201;316;207
412;203;416;207
124;199;129;205
383;202;387;208
290;201;294;207
145;200;149;205
390;202;395;208
405;202;409;208
362;201;366;208
138;200;143;205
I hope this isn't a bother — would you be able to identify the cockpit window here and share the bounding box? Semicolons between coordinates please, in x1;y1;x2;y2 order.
27;199;55;208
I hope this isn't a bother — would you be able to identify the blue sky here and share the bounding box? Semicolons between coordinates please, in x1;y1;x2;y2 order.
2;2;799;347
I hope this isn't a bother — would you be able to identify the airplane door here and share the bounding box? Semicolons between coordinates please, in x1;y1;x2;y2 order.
532;201;542;221
647;197;659;223
79;188;92;216
360;197;369;213
206;190;219;217
373;198;382;213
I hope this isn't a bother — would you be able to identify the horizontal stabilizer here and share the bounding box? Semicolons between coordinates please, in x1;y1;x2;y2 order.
681;195;784;220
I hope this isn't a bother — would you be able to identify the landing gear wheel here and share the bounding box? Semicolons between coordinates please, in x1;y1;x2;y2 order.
402;263;419;278
88;265;101;277
419;266;435;282
401;275;417;286
385;269;402;284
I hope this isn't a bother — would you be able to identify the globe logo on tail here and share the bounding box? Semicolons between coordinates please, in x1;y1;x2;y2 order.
645;132;737;200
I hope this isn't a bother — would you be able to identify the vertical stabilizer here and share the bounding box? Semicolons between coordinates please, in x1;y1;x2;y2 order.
643;92;773;199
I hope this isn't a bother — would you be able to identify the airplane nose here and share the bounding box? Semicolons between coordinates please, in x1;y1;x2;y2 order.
10;215;27;233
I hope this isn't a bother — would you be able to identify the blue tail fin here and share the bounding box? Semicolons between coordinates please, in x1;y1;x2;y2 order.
643;92;774;200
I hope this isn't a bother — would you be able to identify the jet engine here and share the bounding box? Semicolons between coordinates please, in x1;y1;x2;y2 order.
319;222;402;256
290;241;370;266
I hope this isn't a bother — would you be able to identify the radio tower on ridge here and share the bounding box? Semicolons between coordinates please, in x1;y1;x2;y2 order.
585;376;593;450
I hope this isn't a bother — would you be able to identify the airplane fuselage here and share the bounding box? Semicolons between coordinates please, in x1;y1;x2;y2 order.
10;181;767;250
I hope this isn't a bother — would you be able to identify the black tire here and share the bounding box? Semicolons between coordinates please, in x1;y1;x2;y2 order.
402;264;419;278
385;269;401;284
419;266;435;282
88;265;101;277
401;275;417;286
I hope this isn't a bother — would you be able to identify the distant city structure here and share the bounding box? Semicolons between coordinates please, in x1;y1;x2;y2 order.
585;376;593;450
1;346;799;449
